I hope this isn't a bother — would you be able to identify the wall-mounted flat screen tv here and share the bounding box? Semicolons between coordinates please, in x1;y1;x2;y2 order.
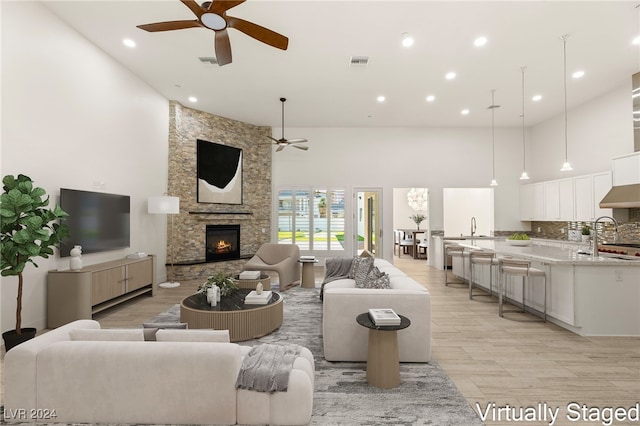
59;188;130;257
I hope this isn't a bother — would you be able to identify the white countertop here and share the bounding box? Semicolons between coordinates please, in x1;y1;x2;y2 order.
444;239;640;266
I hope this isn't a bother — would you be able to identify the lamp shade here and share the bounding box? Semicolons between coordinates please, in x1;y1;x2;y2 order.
148;196;180;215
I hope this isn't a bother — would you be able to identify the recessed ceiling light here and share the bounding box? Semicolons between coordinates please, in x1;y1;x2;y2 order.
426;95;435;102
532;94;542;102
188;96;198;103
445;71;456;80
572;70;585;79
122;38;136;48
401;32;414;47
633;35;640;45
377;95;386;103
473;36;488;47
461;109;470;115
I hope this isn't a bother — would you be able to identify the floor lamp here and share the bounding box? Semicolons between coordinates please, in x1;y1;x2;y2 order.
148;195;180;288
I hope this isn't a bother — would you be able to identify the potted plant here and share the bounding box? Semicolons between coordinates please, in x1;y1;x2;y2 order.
0;174;69;350
197;271;239;297
581;225;591;243
409;213;426;230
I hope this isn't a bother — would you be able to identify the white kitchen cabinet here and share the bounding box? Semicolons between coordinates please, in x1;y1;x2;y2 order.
544;181;560;220
611;152;640;186
592;171;612;219
558;178;574;221
574;175;594;221
520;183;543;221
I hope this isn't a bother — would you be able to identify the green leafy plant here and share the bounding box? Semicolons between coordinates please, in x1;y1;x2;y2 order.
197;271;239;297
0;174;69;334
581;225;591;236
508;232;530;240
409;214;425;227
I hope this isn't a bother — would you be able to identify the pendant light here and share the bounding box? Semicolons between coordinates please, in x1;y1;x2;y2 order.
488;89;500;186
560;34;573;172
520;66;530;180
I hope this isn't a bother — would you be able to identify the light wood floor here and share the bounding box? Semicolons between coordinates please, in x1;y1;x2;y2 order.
2;259;639;425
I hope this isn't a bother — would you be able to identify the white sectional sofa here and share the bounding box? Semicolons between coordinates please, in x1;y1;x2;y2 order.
322;258;431;362
4;320;314;425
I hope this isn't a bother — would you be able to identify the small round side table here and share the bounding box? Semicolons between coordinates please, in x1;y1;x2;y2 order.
356;312;411;389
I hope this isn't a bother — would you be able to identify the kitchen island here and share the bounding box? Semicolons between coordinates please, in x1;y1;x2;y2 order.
443;238;640;336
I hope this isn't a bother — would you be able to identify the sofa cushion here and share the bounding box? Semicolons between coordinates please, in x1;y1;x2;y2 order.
142;322;188;329
69;329;144;341
155;329;230;343
349;256;374;287
357;266;391;289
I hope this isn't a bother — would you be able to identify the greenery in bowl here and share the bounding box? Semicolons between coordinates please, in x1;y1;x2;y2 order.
581;225;591;236
507;232;530;240
197;271;239;297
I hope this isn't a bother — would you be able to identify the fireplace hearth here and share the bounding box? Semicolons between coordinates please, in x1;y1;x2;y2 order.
206;224;240;262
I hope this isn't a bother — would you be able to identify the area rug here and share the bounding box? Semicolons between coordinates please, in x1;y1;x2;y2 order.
147;287;484;426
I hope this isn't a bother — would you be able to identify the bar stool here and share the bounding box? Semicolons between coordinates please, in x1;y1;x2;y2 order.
498;258;547;321
443;243;465;286
469;250;498;301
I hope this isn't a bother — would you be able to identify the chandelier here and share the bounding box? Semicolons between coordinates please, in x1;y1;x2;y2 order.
407;188;428;212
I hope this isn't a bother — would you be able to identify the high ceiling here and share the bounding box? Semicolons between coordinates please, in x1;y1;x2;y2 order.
43;1;639;129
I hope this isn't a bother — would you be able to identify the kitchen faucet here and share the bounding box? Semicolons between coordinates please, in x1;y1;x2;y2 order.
592;216;619;258
470;217;477;237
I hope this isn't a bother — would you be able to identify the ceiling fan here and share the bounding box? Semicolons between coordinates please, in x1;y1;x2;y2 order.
269;98;309;152
136;0;288;66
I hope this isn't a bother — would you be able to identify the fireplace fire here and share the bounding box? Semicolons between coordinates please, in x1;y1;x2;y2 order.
206;224;240;262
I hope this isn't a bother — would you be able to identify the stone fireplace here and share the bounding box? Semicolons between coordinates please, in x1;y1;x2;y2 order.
206;224;240;262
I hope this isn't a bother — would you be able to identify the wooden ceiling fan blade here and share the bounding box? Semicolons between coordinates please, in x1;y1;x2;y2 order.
267;136;280;144
276;144;286;152
137;20;202;32
293;144;309;151
208;0;246;14
287;138;308;144
215;29;233;66
180;0;204;18
226;16;288;50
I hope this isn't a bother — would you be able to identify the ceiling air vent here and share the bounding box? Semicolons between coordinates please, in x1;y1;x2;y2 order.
199;56;218;65
349;56;369;67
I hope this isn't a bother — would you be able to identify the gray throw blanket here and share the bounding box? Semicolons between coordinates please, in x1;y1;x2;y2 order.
320;257;354;300
236;343;302;393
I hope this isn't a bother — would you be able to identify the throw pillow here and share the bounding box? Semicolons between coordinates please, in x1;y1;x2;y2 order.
349;256;374;287
359;249;374;258
358;266;391;289
69;329;145;342
155;329;230;343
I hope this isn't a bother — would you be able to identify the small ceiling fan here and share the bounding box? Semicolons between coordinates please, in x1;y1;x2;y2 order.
269;98;309;152
136;0;288;66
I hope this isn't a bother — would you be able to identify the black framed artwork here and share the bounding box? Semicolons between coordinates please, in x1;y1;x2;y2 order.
197;139;243;204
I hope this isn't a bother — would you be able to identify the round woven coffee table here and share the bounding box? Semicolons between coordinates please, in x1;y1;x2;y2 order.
180;289;283;342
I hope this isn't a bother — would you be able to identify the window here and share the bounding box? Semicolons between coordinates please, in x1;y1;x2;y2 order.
277;188;345;252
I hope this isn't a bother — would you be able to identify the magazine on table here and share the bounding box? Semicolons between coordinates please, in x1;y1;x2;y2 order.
368;308;401;326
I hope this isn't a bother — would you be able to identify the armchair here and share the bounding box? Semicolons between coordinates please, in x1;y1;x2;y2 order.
243;243;301;290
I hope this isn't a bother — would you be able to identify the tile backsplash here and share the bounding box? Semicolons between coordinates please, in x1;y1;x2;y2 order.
530;219;640;243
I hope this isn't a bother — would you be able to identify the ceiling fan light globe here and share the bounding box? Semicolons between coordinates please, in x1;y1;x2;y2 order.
201;13;227;30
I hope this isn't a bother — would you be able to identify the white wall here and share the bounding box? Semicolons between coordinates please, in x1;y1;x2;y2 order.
529;82;633;181
272;126;526;259
1;2;169;333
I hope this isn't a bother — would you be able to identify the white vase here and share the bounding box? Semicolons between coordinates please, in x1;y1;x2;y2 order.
206;288;217;307
69;245;83;271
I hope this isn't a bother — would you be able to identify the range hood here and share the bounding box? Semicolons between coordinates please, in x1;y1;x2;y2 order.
599;183;640;208
599;72;640;209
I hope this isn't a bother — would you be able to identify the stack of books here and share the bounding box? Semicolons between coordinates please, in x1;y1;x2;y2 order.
239;270;261;279
244;290;272;305
368;308;401;326
300;255;316;261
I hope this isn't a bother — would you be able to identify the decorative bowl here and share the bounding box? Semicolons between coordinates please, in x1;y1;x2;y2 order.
507;239;532;246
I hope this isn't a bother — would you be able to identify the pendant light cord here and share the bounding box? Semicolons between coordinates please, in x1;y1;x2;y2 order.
521;67;526;171
563;35;569;163
491;89;496;180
